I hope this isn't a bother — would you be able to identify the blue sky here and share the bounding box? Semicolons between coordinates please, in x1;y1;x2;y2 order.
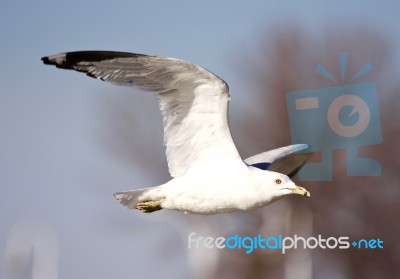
1;1;399;278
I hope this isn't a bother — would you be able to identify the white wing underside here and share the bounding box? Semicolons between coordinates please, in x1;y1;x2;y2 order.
42;51;240;177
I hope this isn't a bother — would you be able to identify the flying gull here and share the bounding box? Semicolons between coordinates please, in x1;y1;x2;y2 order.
42;51;313;215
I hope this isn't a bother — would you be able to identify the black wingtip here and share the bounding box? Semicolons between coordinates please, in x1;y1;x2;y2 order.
41;51;151;70
41;56;53;65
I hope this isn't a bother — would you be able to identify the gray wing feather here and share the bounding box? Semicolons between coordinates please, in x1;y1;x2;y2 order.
42;51;238;177
244;144;315;177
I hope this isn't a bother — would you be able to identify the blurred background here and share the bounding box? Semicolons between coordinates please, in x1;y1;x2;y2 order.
1;1;399;278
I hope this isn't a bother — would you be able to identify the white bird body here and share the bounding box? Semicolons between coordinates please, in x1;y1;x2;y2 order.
161;159;251;214
41;51;313;215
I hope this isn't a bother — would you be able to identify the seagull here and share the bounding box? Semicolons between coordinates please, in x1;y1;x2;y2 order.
42;51;313;215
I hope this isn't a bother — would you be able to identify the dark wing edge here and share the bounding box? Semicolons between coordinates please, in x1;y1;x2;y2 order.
41;51;150;79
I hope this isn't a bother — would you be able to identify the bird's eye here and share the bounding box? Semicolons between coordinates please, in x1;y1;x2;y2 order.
275;179;282;185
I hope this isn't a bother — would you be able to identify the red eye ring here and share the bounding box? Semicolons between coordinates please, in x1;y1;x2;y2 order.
275;179;282;185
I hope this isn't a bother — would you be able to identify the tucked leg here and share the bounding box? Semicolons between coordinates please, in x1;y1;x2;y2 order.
135;199;165;213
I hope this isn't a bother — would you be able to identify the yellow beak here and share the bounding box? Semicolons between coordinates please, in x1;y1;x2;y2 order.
290;186;311;197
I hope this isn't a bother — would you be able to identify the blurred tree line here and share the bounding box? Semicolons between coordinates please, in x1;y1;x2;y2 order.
215;24;400;279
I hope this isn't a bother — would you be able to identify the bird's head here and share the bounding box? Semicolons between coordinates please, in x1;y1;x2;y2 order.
250;168;310;206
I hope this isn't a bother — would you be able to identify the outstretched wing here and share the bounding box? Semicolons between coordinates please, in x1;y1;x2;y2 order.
244;144;315;177
42;51;240;177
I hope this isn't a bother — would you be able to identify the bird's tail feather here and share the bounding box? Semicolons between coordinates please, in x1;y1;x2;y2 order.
113;186;164;212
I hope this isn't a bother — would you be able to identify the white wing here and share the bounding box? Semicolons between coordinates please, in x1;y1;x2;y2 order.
42;51;240;177
244;144;314;177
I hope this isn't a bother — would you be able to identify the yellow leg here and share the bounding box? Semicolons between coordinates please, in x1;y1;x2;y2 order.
135;199;165;213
